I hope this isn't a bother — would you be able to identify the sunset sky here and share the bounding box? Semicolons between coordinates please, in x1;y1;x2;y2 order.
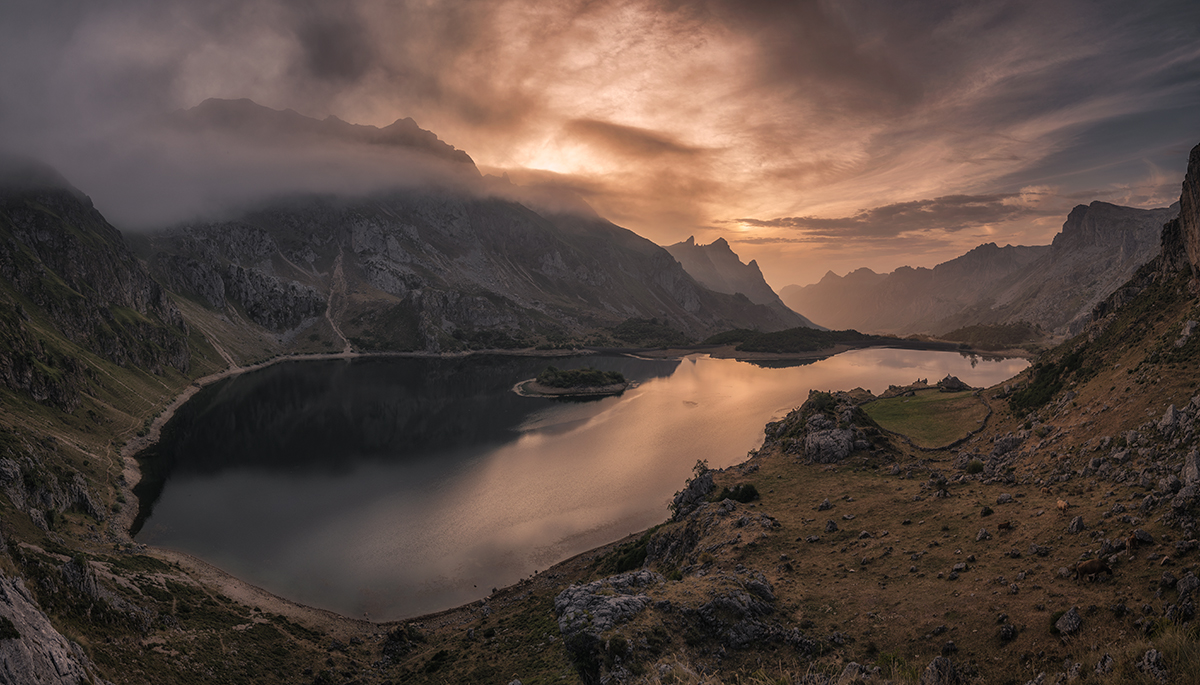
2;0;1199;287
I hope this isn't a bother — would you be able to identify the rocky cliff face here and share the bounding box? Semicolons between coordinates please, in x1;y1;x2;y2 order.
782;199;1178;338
1093;143;1200;319
1181;144;1200;274
969;201;1178;335
0;159;189;407
0;572;111;685
665;237;819;329
146;191;802;350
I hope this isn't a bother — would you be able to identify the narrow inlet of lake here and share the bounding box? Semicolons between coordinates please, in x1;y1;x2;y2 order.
133;349;1027;620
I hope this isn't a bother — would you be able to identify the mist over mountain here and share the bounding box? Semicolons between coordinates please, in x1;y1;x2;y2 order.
664;236;819;329
123;99;801;347
160;98;478;170
782;200;1179;338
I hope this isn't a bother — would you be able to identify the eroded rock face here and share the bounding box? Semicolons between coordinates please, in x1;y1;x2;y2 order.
670;470;715;521
1180;143;1200;274
554;570;662;639
0;166;190;404
801;412;857;463
0;572;110;685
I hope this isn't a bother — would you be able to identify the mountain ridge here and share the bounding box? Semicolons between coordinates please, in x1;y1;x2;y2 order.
782;200;1179;338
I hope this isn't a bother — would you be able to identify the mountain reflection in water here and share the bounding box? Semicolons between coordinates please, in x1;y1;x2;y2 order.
134;350;1026;620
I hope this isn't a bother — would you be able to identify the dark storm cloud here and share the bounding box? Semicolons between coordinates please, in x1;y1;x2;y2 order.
735;194;1048;238
292;2;375;83
564;119;705;158
0;0;1198;277
657;0;925;108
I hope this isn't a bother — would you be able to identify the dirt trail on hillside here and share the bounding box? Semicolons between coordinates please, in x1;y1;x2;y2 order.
326;247;352;354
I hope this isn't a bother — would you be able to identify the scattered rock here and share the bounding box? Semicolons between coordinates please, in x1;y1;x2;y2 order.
976;528;991;542
1068;516;1086;534
919;655;961;685
996;493;1014;504
1178;572;1200;598
1183;450;1200;486
1138;648;1169;684
826;520;839;533
817;498;832;511
1055;607;1082;636
1160;571;1178;589
1094;654;1114;676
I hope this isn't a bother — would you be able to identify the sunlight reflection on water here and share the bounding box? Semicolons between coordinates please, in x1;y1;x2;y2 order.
135;349;1026;619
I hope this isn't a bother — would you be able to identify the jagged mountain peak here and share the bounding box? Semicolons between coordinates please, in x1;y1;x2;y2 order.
664;236;819;328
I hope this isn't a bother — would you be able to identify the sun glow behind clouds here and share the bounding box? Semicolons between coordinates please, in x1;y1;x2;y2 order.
1;0;1198;287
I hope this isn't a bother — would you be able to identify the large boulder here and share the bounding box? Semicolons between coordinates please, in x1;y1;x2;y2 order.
937;375;970;392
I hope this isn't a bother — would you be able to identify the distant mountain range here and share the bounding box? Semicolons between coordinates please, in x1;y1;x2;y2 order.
781;201;1179;338
664;236;821;329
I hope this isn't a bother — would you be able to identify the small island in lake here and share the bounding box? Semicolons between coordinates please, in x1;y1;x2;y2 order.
517;366;631;397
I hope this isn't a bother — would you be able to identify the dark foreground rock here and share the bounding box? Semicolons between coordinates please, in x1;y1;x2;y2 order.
0;572;111;685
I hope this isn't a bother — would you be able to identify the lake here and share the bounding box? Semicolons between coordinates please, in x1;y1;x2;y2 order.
133;348;1027;620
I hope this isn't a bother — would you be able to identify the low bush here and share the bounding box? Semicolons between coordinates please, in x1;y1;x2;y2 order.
713;483;759;503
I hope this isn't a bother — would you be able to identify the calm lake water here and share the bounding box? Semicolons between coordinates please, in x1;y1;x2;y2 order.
134;349;1027;620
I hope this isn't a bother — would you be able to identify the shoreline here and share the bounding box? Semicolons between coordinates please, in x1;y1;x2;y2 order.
112;339;1032;629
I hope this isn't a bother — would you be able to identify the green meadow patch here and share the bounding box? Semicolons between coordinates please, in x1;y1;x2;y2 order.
862;389;987;448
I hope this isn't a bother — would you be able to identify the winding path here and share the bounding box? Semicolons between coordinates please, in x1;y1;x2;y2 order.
326;247;352;355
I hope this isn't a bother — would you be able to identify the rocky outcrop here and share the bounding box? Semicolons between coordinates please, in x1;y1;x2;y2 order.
665;236;819;328
761;390;880;463
555;570;662;639
0;158;189;384
0;449;107;531
0;572;111;685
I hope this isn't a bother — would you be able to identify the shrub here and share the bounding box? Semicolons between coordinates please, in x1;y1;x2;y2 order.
809;391;835;413
966;460;984;474
536;366;626;388
713;483;760;503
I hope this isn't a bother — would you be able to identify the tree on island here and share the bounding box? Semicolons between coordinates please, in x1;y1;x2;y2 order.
536;366;626;389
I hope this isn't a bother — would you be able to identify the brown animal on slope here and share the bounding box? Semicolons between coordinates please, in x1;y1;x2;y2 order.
1074;559;1113;581
1057;499;1070;515
1127;534;1143;558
